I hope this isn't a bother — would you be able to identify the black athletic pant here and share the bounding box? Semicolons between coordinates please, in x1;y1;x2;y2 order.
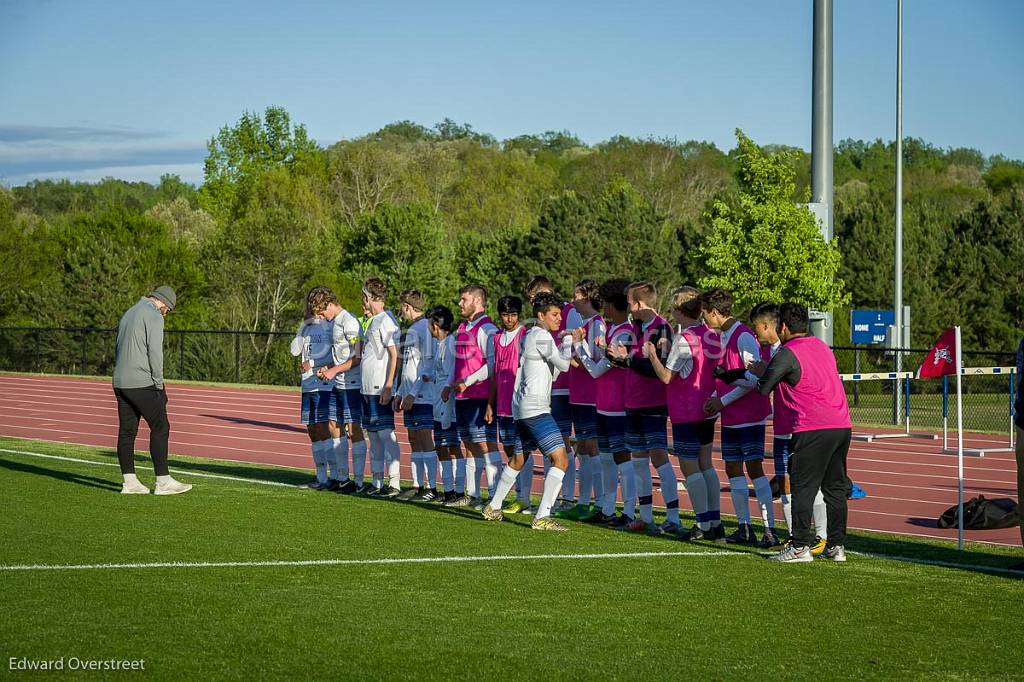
114;386;170;476
788;427;852;547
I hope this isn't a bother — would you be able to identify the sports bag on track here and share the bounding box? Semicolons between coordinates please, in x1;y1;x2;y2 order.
937;496;1019;530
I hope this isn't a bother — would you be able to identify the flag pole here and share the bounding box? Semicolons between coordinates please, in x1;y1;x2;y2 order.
955;326;964;551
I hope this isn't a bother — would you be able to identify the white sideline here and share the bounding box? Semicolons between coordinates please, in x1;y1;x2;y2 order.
0;551;747;572
0;447;299;489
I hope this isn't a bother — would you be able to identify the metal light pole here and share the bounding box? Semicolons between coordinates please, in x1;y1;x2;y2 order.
811;0;835;346
894;0;905;423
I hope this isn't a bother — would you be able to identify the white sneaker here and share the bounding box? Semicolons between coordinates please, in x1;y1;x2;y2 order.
120;479;150;495
154;478;192;495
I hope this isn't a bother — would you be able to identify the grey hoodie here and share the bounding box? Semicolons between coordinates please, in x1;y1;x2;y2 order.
112;297;165;389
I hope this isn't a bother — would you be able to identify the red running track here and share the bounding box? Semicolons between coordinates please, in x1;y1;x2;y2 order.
0;373;1020;547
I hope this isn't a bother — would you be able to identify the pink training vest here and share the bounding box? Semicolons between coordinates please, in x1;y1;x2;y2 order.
596;321;631;414
625;315;670;410
493;326;526;418
551;303;574;393
569;315;601;406
454;314;494;401
775;336;852;433
717;322;772;427
667;323;720;424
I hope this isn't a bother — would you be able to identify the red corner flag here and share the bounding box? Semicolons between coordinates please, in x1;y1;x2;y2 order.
916;328;957;378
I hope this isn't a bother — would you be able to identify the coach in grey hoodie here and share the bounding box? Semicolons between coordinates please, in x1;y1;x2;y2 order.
112;286;191;495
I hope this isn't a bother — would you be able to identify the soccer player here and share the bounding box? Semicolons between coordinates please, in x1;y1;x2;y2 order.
482;292;574;531
752;302;853;563
446;284;501;509
488;295;533;514
573;278;636;527
290;288;338;490
646;286;725;541
523;275;583;511
701;288;777;546
394;289;439;501
359;278;403;497
427;305;463;503
312;287;367;495
607;281;681;534
564;279;606;520
747;302;827;550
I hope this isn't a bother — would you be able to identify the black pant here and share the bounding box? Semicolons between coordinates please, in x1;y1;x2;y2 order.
114;386;170;476
789;427;852;547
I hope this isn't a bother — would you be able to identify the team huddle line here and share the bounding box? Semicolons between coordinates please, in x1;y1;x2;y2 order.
292;275;854;563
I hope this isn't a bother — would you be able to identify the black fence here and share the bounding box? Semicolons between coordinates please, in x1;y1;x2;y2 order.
0;328;1016;435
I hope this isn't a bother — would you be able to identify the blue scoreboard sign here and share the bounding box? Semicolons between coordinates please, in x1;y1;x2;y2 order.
850;309;894;345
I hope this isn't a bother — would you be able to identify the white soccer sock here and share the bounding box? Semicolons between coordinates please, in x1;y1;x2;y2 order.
536;466;567;520
561;448;576;501
599;453;617;515
753;475;775;530
485;451;503;497
618;460;637;518
590;455;604;505
781;493;792;533
657;462;680;524
465;456;479;497
517;456;533;504
633;456;653;524
440;459;455;492
813;489;828;541
455;457;466;494
410;452;422;488
369;432;385;488
425;451;438;489
378;429;400;489
311;440;328;484
729;476;751;525
489;465;520;511
322;438;338;481
685;472;710;531
351;439;367;485
578;455;593;506
332;436;349;480
702;468;722;526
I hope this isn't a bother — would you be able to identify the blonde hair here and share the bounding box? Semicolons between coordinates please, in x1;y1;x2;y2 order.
626;281;657;308
670;286;702;319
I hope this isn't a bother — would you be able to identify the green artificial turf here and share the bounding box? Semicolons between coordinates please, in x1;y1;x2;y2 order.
1;436;1022;680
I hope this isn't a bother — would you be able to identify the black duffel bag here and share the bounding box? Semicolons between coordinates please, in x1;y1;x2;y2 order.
937;495;1019;530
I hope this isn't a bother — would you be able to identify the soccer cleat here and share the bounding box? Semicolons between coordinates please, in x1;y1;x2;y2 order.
302;479;326;490
821;544;847;562
481;505;504;522
725;523;756;545
628;519;656;534
810;536;828;556
323;479;342;492
471;497;486;511
554;503;590;521
677;524;706;541
417;488;439;503
336;479;359;495
441;490;458;504
607;514;634;530
758;528;783;549
396;487;419;501
379;486;401;499
120;479;150;495
444;494;472;508
708;523;727;544
767;543;813;563
503;499;527;514
584;511;617;525
552;499;575;514
531;516;570;532
654;520;683;536
354;483;376;496
154;477;192;496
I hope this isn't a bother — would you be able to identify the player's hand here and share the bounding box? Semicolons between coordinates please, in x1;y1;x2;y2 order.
607;342;628;360
401;395;414;412
391;396;403;412
380;386;392;404
301;360;312;372
441;386;451;402
642;341;657;359
453;381;467;395
571;327;586;344
484;403;494;424
703;397;724;416
657;337;671;354
747;360;767;376
594;335;607;349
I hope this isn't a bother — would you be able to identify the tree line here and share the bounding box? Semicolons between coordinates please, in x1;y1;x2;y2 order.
1;106;1021;383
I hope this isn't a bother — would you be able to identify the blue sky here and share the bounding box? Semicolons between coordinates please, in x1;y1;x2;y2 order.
1;0;1021;186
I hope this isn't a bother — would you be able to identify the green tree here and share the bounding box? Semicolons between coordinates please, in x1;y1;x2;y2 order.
697;130;849;314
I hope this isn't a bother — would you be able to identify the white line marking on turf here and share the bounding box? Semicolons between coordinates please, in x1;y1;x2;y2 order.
0;448;300;489
0;551;747;572
849;551;1024;577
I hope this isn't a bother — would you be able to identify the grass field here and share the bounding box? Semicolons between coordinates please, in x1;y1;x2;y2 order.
2;436;1023;680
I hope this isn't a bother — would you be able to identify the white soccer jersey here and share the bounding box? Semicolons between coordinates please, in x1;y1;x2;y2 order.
361;310;401;396
331;309;363;390
432;335;457;427
512;326;573;420
398;316;438;405
289;319;334;393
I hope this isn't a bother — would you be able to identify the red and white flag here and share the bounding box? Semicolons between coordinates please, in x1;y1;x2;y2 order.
916;328;957;379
